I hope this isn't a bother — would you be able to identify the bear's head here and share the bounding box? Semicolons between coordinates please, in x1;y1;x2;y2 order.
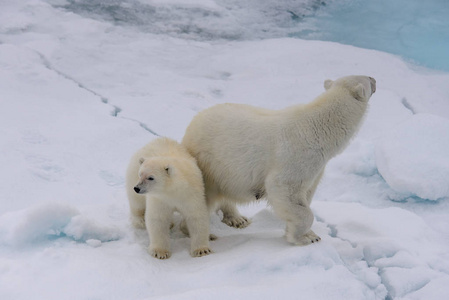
133;157;172;195
324;75;376;102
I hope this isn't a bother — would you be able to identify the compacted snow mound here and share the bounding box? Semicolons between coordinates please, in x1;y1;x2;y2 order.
0;203;122;246
375;114;449;201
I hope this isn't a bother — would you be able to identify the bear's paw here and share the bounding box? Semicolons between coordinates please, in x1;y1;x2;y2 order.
191;247;212;257
148;247;171;260
287;230;321;246
222;215;251;229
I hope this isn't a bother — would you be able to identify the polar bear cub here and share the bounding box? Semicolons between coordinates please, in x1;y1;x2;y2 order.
182;75;376;246
126;137;212;259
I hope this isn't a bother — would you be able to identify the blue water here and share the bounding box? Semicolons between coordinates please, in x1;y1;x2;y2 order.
295;0;449;71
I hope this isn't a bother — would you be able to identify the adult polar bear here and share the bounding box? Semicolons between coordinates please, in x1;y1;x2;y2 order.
182;75;376;246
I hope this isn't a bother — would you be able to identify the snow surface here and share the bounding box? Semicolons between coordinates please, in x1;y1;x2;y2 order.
1;1;449;299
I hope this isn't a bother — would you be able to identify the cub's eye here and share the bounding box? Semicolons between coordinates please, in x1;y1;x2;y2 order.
148;176;154;181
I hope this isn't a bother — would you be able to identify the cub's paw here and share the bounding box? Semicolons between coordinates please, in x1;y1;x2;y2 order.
222;215;251;229
148;247;171;260
191;247;212;257
287;230;321;246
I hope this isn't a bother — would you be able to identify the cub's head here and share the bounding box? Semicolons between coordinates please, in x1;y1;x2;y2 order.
324;75;376;102
133;158;172;195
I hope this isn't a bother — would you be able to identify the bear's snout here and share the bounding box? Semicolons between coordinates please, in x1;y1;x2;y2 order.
369;76;376;94
134;186;141;194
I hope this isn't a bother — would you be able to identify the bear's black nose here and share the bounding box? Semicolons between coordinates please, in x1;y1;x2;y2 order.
134;186;141;193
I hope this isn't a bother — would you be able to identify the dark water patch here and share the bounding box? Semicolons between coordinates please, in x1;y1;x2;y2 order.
51;0;327;41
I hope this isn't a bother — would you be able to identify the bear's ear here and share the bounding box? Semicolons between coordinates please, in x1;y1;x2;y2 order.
353;83;367;101
139;157;145;165
164;165;172;176
324;79;333;90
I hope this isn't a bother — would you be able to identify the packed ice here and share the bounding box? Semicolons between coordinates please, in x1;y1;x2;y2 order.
1;0;449;299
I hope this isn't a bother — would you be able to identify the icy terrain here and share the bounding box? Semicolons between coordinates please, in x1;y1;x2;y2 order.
1;0;449;299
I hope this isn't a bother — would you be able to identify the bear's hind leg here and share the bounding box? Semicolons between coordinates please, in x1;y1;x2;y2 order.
285;224;321;246
219;201;251;229
282;204;318;246
267;182;320;246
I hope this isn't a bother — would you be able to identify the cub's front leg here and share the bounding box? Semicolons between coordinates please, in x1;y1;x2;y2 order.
181;205;213;257
145;197;173;259
128;191;146;229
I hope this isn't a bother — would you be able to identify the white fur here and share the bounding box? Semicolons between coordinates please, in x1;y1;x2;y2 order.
126;137;212;259
182;75;376;245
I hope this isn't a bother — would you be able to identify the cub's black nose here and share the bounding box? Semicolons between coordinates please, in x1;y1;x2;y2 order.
134;186;141;193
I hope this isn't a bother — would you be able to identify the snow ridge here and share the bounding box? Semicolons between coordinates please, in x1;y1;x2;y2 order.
401;98;416;114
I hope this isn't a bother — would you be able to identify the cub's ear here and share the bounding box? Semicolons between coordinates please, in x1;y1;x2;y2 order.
139;158;145;165
353;83;367;101
164;165;172;176
324;79;333;90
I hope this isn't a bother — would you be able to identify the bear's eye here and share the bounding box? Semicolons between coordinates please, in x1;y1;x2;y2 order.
148;176;154;181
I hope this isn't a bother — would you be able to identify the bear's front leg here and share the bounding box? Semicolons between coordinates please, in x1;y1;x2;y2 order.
180;218;218;241
181;206;213;257
130;212;146;229
128;194;146;229
145;197;173;259
187;218;213;257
